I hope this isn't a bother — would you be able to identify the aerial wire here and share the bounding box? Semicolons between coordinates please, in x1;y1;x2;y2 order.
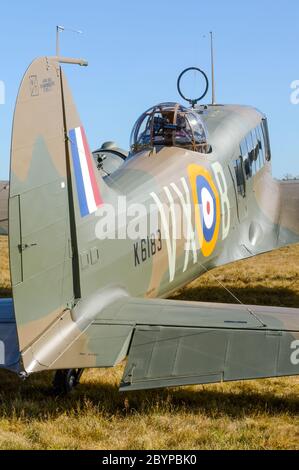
195;260;267;327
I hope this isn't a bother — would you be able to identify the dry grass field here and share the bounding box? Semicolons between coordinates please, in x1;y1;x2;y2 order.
0;234;298;450
0;236;10;298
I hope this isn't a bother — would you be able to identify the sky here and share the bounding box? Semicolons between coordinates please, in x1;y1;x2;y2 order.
0;0;298;180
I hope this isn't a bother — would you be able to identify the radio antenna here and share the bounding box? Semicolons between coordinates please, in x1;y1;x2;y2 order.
210;31;216;105
56;25;83;57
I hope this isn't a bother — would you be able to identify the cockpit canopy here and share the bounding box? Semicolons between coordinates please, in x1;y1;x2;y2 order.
130;102;209;154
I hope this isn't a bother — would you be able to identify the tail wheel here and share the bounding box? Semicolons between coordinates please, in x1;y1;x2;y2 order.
53;368;84;394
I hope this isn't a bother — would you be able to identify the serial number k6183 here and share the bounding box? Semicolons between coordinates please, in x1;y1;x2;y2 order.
133;230;162;267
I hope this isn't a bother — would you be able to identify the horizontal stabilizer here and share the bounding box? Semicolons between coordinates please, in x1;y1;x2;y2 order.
28;292;299;390
0;299;21;372
110;298;299;391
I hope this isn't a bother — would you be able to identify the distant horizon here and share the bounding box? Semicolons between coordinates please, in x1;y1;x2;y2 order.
0;0;298;180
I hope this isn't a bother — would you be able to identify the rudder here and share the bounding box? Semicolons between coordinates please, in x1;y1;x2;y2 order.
9;57;94;361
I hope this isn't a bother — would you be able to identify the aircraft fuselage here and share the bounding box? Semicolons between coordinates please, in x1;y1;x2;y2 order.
78;105;281;302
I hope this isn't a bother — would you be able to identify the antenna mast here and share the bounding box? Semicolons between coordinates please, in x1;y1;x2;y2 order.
210;31;216;105
55;25;83;57
56;26;64;57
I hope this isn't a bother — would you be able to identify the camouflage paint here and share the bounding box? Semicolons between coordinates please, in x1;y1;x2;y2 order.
2;56;299;390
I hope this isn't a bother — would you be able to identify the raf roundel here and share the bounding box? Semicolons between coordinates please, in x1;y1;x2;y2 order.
188;164;221;257
198;178;216;241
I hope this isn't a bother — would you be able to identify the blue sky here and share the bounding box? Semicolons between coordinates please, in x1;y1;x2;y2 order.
0;0;298;179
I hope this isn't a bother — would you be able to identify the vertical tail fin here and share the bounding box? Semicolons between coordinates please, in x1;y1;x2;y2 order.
9;57;101;362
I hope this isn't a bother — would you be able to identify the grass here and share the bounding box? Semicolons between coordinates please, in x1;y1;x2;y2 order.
172;244;299;307
0;235;298;449
0;236;10;297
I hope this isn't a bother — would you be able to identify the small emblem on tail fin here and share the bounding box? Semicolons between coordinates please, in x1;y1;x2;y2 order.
69;126;102;217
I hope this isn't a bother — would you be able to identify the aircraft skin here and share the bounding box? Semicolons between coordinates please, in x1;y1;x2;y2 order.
1;56;299;391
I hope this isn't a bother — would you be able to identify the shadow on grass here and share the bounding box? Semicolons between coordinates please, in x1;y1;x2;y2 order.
171;285;299;308
0;369;298;421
